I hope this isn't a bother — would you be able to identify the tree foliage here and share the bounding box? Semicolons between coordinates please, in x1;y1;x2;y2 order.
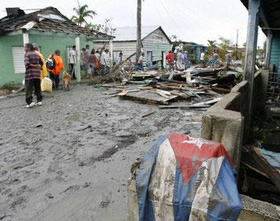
71;3;97;26
218;37;233;62
89;19;116;35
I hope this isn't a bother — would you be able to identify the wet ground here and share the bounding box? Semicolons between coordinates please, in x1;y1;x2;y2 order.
0;84;203;221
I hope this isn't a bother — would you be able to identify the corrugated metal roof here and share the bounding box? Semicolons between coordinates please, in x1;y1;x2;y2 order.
114;26;159;41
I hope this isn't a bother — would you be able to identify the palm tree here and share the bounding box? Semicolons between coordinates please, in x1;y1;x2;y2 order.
71;3;96;26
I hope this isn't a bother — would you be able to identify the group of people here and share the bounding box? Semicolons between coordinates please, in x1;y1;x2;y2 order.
24;43;65;108
81;45;124;77
166;50;191;71
23;43;126;108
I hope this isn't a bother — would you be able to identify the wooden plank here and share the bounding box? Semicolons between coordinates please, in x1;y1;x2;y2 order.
242;146;280;192
142;111;156;118
158;97;222;109
118;89;178;105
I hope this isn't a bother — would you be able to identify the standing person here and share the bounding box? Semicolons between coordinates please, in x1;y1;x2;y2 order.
183;51;189;70
176;50;184;70
225;52;232;68
211;51;219;67
100;49;110;74
88;49;98;80
200;51;205;66
166;50;174;71
24;43;43;108
115;52;123;66
95;50;100;59
34;45;47;80
84;45;90;78
137;52;146;71
81;48;87;77
47;50;64;89
69;45;77;79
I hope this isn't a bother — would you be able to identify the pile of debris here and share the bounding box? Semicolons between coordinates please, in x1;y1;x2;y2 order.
240;145;280;205
112;65;242;107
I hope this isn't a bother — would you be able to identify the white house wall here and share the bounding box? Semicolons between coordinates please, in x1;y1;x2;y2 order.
93;28;172;63
93;41;136;61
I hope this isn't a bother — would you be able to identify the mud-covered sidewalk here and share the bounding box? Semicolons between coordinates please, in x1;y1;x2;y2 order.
0;84;203;221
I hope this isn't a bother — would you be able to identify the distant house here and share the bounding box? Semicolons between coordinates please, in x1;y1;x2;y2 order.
0;7;111;86
93;26;172;67
173;41;206;64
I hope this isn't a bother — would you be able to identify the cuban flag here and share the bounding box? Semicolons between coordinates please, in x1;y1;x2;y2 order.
136;133;242;221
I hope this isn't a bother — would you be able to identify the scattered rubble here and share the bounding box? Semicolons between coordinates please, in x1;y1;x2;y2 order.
104;64;243;107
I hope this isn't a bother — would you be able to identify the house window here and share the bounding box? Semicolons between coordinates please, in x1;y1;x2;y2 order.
12;47;25;74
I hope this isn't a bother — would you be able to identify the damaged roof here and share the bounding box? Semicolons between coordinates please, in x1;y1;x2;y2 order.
0;7;112;39
113;26;172;43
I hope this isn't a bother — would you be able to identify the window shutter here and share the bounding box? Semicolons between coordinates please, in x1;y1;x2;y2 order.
12;47;25;74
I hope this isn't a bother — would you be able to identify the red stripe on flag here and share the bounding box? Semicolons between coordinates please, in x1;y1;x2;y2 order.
167;133;233;184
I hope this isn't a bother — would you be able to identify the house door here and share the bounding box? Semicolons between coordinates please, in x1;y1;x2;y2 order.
147;51;152;62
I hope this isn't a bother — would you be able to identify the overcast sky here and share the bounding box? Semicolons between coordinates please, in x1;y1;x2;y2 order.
0;0;266;47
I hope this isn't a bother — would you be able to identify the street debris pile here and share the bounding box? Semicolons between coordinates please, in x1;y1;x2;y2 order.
240;145;280;205
128;134;242;221
108;65;243;107
239;109;280;206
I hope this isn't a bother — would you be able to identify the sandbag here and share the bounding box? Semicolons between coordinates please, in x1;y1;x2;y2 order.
128;133;242;221
41;77;52;92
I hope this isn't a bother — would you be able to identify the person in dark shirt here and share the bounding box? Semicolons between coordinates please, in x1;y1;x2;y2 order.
24;43;43;108
88;49;98;80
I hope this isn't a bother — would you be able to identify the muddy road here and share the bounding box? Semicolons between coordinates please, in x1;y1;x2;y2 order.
0;84;203;221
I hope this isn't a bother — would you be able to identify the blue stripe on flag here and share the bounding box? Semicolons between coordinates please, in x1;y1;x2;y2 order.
173;164;199;221
206;158;242;221
136;135;167;221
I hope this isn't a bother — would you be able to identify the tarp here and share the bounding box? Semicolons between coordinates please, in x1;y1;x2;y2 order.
136;133;242;221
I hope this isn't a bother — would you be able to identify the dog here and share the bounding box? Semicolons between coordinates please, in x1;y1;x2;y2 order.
62;72;71;91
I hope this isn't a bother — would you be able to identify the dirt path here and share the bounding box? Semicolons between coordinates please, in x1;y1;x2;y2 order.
0;84;203;221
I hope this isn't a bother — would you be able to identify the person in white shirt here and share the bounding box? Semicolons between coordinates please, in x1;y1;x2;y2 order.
200;51;205;66
95;50;100;59
100;49;110;74
176;50;184;70
137;53;146;71
69;45;77;79
115;52;123;65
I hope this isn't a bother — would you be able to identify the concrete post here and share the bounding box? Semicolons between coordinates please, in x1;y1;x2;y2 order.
244;0;260;137
265;32;272;69
163;52;166;69
75;36;81;82
109;40;113;68
23;32;29;45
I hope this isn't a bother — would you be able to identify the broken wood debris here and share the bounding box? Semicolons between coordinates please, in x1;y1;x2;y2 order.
241;146;280;192
158;97;222;109
111;64;241;106
118;88;178;105
141;111;156;118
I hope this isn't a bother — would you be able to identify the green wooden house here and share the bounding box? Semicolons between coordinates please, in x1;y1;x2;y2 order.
0;7;111;86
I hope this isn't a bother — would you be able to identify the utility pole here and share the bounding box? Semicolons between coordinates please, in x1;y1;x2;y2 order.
235;29;239;60
136;0;142;64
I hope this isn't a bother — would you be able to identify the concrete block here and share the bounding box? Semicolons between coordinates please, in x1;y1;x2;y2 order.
238;195;280;221
201;108;244;167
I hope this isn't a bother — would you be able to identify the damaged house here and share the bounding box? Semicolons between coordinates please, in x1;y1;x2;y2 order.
93;26;172;68
0;7;112;86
